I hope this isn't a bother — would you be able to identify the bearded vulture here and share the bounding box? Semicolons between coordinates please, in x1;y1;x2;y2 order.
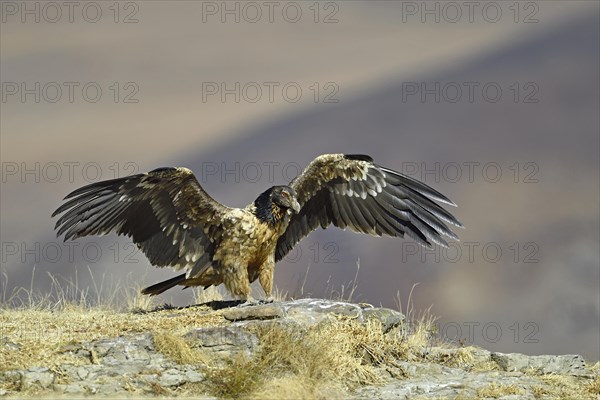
52;154;463;300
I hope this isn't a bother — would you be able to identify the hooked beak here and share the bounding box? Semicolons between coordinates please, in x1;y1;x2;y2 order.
291;199;301;214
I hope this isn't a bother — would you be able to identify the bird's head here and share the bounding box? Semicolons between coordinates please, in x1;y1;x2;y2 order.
271;186;301;214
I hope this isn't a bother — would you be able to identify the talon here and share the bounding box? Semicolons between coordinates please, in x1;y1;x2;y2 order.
238;298;256;307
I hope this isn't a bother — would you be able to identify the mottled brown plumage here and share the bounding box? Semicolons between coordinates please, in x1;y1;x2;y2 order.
52;154;463;300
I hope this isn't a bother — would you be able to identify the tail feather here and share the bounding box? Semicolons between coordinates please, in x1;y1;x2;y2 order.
141;273;186;296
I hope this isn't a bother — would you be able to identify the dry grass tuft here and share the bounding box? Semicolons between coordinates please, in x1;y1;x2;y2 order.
152;332;208;365
253;319;382;386
586;375;600;396
248;376;345;400
203;313;443;399
531;384;553;398
204;352;265;397
476;382;524;398
204;318;384;398
531;373;600;399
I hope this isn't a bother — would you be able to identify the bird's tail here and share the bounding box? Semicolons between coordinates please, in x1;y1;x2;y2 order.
141;273;187;296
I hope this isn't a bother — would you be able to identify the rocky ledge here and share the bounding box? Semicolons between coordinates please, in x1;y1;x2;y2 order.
1;298;598;399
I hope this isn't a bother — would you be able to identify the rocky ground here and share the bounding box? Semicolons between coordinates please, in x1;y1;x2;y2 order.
1;298;598;399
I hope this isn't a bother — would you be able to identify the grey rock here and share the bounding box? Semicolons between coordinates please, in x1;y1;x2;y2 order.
185;326;259;356
75;366;89;380
352;364;542;399
93;334;153;365
222;304;285;321
469;347;493;365
20;367;54;390
138;366;204;389
1;370;22;387
60;364;96;381
362;307;405;332
53;382;89;394
1;339;20;352
137;373;159;385
354;374;467;399
219;299;406;335
158;368;186;387
491;352;532;372
491;352;589;376
281;298;363;325
96;382;123;394
183;367;205;383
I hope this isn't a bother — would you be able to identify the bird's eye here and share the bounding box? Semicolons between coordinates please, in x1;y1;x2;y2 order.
281;191;289;199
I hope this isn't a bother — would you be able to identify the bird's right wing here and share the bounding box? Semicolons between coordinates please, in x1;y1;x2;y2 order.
276;154;463;261
52;167;231;278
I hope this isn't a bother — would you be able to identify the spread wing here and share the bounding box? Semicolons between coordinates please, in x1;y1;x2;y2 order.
52;167;231;278
276;154;463;261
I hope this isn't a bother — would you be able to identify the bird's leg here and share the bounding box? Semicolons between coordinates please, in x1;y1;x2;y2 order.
258;261;275;302
223;264;252;303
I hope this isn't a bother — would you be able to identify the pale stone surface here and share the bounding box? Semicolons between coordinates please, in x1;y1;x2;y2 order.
186;325;259;357
221;304;285;321
491;352;590;376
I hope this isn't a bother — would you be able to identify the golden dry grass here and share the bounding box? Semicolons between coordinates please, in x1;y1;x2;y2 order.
586;375;600;396
476;382;524;398
530;373;600;399
0;306;225;373
201;313;443;399
152;332;209;365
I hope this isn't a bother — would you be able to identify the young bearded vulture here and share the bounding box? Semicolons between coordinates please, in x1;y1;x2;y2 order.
53;154;463;300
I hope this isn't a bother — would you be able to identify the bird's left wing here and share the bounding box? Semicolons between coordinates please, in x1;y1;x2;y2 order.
52;167;231;278
275;154;463;261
